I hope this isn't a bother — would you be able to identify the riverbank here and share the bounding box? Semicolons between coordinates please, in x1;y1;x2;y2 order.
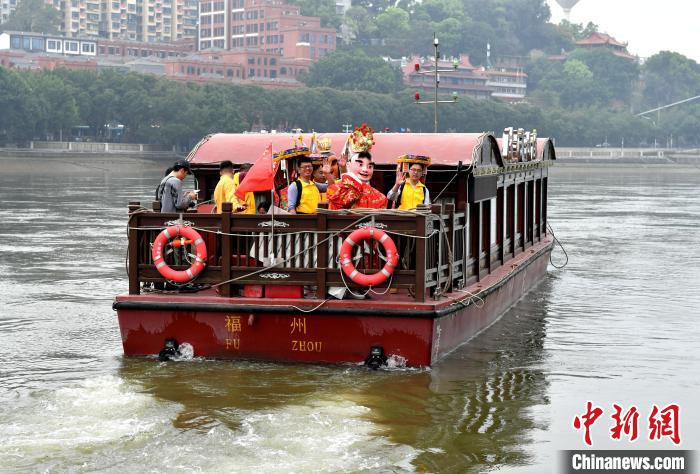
3;143;699;167
555;147;700;166
0;141;180;160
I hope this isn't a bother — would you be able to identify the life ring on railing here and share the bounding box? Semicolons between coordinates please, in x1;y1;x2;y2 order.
339;227;398;287
152;225;207;283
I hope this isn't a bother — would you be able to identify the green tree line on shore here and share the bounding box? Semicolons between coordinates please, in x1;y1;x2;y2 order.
4;65;697;148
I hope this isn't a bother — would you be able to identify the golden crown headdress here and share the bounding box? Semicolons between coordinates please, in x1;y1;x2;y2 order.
348;123;375;153
317;137;332;154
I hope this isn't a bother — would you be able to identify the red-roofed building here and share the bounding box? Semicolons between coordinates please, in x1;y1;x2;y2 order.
575;32;636;59
403;54;493;100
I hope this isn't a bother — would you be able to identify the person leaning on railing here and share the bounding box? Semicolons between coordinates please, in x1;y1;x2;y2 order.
287;156;329;214
386;154;431;295
156;159;197;213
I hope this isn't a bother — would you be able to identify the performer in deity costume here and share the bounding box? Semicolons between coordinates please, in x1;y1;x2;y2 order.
326;124;387;210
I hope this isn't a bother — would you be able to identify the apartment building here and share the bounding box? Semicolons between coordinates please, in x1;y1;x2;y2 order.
198;0;336;76
1;0;18;23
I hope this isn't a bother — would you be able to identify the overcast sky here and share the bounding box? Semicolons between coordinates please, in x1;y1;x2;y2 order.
545;0;700;63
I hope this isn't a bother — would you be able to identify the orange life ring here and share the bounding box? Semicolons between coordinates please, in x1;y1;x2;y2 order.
152;225;207;283
339;227;398;287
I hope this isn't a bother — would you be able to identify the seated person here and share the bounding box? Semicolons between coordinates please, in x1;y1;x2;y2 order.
387;155;431;210
287;156;328;214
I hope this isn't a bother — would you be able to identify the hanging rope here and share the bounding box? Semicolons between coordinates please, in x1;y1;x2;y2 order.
547;221;569;269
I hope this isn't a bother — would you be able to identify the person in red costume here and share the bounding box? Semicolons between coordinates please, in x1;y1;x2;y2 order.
326;124;387;210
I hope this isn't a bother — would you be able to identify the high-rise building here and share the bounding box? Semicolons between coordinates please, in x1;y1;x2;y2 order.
2;0;198;42
198;0;336;78
1;0;19;23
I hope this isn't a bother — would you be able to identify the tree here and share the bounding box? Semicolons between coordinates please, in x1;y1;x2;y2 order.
558;20;598;41
641;51;700;109
568;48;639;103
302;50;404;94
1;0;60;34
287;0;342;28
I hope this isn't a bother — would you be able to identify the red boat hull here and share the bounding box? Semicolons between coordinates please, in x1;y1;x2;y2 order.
115;239;552;367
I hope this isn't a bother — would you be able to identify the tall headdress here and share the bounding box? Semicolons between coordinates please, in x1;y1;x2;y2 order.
317;137;333;156
348;123;375;153
397;154;432;168
274;133;310;163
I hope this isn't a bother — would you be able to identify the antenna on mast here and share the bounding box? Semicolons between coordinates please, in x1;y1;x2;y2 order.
412;33;458;133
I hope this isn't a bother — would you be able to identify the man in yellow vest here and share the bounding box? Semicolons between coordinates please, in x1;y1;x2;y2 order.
387;154;431;209
287;156;329;214
213;160;236;213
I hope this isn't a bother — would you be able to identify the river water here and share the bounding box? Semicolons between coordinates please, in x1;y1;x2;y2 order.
0;156;698;472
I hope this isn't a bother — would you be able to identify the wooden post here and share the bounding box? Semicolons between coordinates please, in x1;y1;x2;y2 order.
221;202;232;297
127;201;141;295
446;203;455;292
415;213;427;302
542;176;548;236
483;198;491;274
470;202;481;281
316;212;328;298
462;204;469;287
435;203;444;296
497;186;505;266
152;200;162;212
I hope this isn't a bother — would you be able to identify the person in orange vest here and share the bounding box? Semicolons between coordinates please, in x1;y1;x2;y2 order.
387;154;431;209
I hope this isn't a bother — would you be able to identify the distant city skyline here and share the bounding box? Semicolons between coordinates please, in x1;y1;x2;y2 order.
546;0;700;62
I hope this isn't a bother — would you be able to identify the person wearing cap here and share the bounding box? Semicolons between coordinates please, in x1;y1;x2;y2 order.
156;159;197;213
387;155;431;210
287;156;329;214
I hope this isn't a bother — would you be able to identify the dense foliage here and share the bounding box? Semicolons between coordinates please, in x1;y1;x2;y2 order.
0;0;61;34
1;0;699;148
3;65;698;148
301;50;404;93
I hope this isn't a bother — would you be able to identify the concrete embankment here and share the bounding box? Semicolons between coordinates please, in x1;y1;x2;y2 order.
0;141;180;160
555;147;700;166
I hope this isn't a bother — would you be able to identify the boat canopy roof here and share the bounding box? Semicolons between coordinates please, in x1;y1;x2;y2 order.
187;132;555;168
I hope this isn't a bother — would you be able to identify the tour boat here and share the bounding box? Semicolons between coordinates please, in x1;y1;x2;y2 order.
113;130;556;367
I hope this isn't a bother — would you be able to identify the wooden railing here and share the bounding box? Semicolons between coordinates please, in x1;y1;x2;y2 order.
126;178;549;302
128;202;431;300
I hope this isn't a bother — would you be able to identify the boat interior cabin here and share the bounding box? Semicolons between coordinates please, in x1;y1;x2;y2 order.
125;130;555;304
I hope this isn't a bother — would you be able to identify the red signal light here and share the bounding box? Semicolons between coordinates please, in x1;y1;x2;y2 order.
414;63;420;72
414;92;420;101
